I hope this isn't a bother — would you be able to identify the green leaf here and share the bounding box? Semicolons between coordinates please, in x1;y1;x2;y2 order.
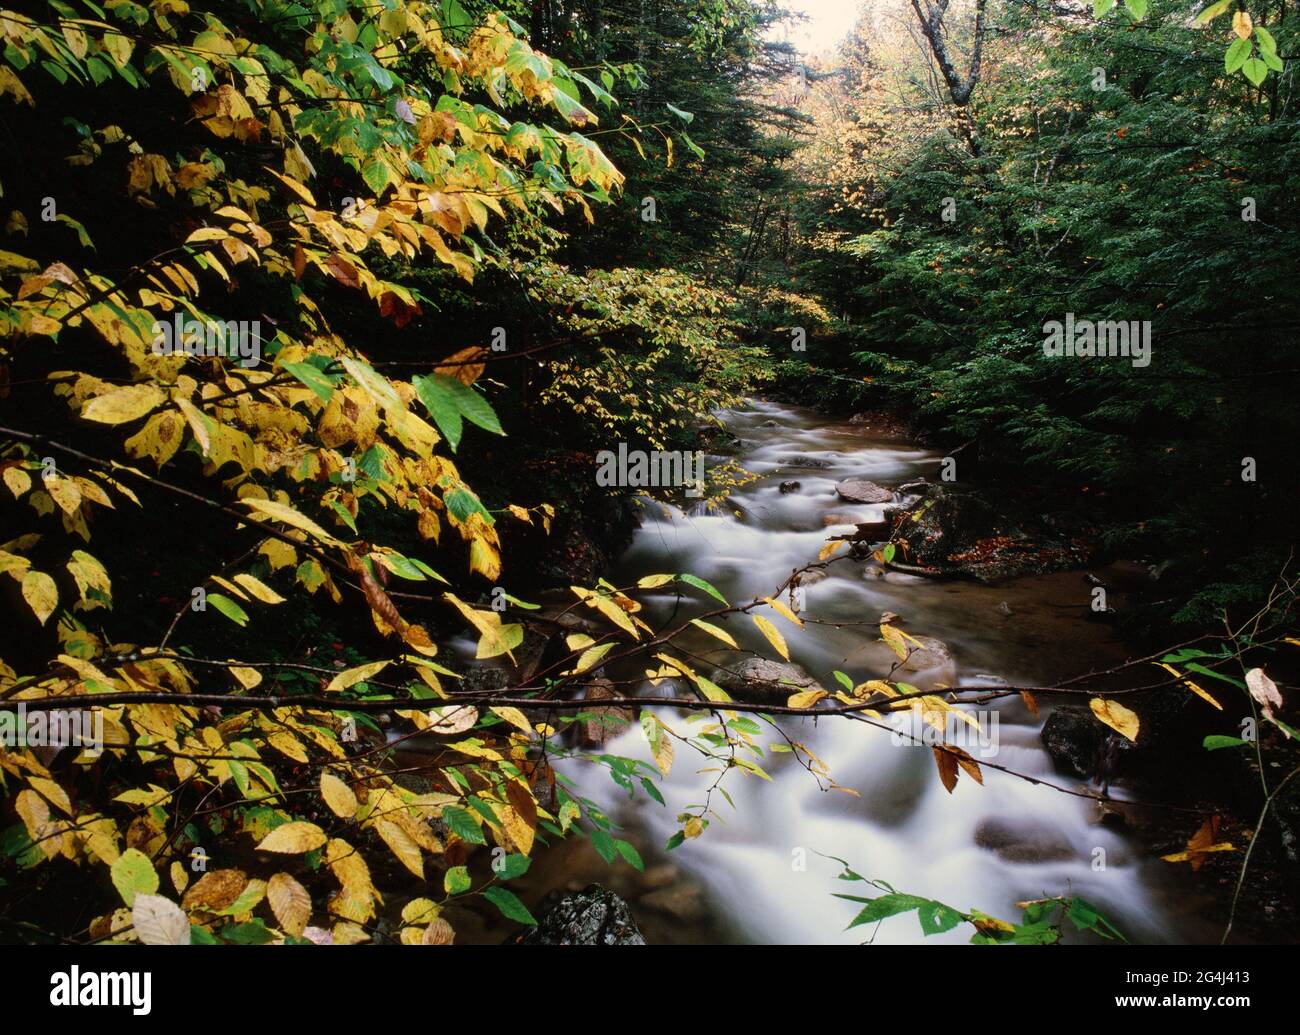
665;102;694;124
590;827;617;863
282;360;334;403
615;839;645;871
444;864;472;895
917;900;964;935
1242;57;1268;85
442;375;504;435
219;919;276;944
1093;0;1115;16
1195;0;1232;23
361;157;391;195
327;499;357;533
1124;0;1146;18
493;853;531;881
842;893;930;929
413;374;464;451
206;592;249;627
678;573;727;605
483;885;536;925
1203;734;1247;750
441;805;486;845
110;848;158;906
1225;37;1252;73
1185;663;1246;688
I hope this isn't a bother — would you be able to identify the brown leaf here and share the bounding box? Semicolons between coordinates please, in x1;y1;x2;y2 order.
933;746;958;793
324;252;361;290
435;346;486;386
182;868;249;913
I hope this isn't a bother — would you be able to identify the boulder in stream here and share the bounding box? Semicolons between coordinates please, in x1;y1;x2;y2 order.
974;818;1076;864
886;486;1097;582
712;656;818;705
1041;707;1105;779
835;478;893;504
575;680;634;748
784;455;833;469
513;885;645;945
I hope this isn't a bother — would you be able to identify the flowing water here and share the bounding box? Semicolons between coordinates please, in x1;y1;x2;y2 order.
552;398;1217;945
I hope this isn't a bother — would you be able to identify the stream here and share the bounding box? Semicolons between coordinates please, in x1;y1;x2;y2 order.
531;399;1220;945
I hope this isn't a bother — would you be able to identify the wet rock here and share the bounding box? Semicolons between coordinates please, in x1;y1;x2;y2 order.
639;882;707;923
1041;707;1104;779
575;680;634;748
975;819;1076;864
712;656;817;704
996;601;1014;618
760;419;780;427
513;885;645;945
896;635;956;682
887;486;1096;582
835;478;893;504
783;455;833;469
538;497;637;587
823;512;859;527
696;425;740;453
779;480;801;494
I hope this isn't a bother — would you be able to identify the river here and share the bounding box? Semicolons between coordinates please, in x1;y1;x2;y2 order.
461;398;1221;944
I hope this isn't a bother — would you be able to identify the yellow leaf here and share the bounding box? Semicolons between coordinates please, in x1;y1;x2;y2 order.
880;621;909;660
691;618;738;649
3;467;31;498
489;706;534;735
265;165;316;205
637;574;675;588
374;819;423;878
174;398;212;454
28;776;72;816
320;772;358;819
1156;662;1222;711
15;789;51;844
787;688;827;709
267;872;312;937
229;666;262;690
443;593;521;661
256;821;327;854
240;497;342;546
642;715;674;776
22;570;57;625
573;641;615;674
818;540;846;561
1233;10;1252;38
752;614;790;660
267;731;308;763
232;573;286;604
326;660;389;692
45;476;82;516
763;595;804;627
81;384;166;425
1089;697;1140;742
